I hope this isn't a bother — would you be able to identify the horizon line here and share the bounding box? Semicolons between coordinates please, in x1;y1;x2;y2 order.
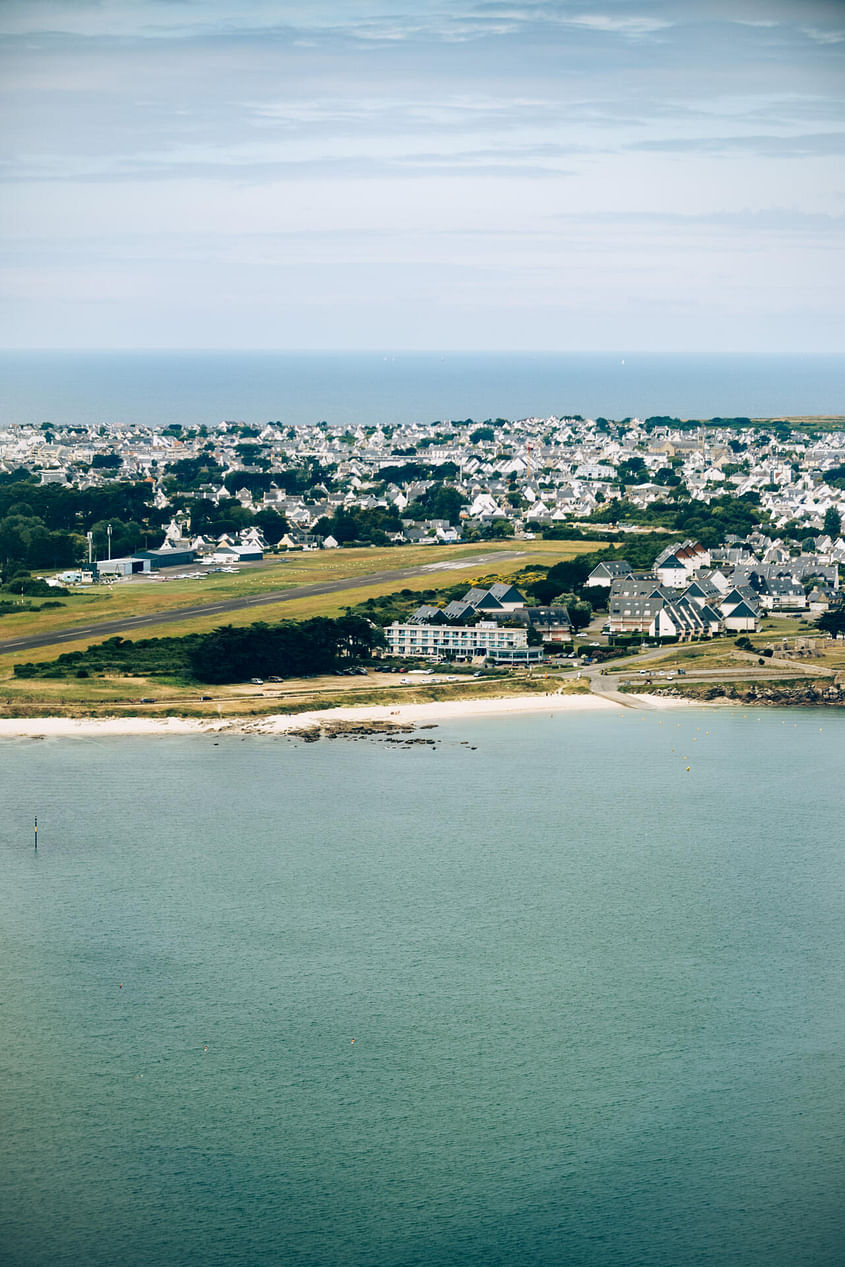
2;347;845;358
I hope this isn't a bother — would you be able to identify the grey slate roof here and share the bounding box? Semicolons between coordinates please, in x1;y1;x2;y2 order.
507;605;573;631
609;578;664;600
443;600;477;623
488;582;526;605
462;587;504;609
408;605;447;625
588;560;632;580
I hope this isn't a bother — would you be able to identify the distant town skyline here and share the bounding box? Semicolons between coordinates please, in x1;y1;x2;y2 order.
2;0;844;352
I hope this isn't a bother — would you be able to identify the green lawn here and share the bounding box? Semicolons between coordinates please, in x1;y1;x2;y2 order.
0;538;609;666
612;628;843;679
0;537;608;653
0;664;589;720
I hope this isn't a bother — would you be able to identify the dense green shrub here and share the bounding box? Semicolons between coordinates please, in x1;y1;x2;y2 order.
13;615;385;684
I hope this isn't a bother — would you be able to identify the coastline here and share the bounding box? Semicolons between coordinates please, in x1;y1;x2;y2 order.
0;689;701;739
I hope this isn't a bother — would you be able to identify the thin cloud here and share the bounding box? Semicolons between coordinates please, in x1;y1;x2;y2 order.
802;25;845;45
562;14;672;37
548;207;845;232
630;131;845;156
2;0;845;351
0;143;575;183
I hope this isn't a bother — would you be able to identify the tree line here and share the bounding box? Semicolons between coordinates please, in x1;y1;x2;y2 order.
585;491;766;545
13;614;385;684
0;473;171;579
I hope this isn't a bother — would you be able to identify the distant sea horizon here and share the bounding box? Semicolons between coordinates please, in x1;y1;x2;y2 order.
0;349;843;431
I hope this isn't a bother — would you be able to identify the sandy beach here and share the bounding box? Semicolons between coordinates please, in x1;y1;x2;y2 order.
0;689;704;739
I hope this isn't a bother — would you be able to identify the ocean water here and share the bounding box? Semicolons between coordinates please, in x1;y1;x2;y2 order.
2;707;844;1267
0;350;843;430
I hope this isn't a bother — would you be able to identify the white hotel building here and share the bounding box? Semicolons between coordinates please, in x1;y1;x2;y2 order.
385;620;542;665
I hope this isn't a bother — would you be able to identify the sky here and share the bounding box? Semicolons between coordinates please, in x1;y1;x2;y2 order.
1;0;844;352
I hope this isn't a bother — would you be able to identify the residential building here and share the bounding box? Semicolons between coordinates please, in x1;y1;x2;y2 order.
385;620;542;664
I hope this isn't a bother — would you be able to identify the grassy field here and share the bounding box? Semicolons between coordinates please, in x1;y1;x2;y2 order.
0;537;611;712
609;627;845;679
753;416;845;434
0;665;588;720
0;537;609;669
0;543;486;641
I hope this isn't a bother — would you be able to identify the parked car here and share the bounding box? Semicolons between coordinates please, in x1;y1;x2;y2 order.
250;677;264;685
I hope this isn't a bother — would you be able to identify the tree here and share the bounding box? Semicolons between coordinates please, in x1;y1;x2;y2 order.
553;592;592;630
163;455;224;488
185;616;385;683
483;519;512;540
823;506;842;538
0;513;79;573
252;508;289;545
91;518;145;559
526;557;592;606
405;483;468;523
312;505;402;546
187;499;254;538
616;456;646;484
470;426;495;444
816;607;845;638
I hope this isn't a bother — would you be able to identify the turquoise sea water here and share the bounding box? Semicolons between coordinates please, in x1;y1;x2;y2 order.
2;708;844;1266
1;350;843;429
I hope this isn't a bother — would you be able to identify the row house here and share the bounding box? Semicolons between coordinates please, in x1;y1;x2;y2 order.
653;541;711;587
652;597;723;640
608;577;761;639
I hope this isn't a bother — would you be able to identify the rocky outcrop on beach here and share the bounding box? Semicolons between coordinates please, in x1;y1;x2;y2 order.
649;683;845;707
290;719;411;740
284;719;441;744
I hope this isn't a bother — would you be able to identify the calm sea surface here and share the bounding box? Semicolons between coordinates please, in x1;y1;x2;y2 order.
1;351;843;429
2;707;844;1266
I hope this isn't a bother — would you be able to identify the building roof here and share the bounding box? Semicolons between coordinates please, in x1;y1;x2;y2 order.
462;587;504;609
134;547;194;560
588;560;632;579
443;600;477;623
487;582;526;604
407;605;447;625
508;606;573;629
724;599;758;619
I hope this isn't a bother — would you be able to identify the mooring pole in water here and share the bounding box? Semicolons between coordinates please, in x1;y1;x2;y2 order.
34;816;37;850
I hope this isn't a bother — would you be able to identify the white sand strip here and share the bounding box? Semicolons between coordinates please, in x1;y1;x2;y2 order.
0;690;637;739
0;687;720;740
0;715;210;738
250;691;621;733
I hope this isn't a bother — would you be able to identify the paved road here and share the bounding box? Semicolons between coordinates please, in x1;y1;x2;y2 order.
0;551;524;658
